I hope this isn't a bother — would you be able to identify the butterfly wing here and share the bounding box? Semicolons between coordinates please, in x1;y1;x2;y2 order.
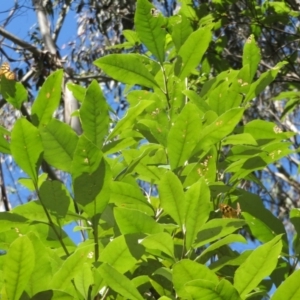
0;62;15;80
219;203;241;218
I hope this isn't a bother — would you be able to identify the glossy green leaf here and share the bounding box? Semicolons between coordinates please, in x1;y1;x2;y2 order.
12;201;48;223
244;61;287;102
108;100;153;140
0;77;27;109
74;262;94;299
237;191;288;252
31;70;63;127
99;263;143;300
183;90;211;113
26;232;53;297
272;269;300;300
159;171;185;228
100;235;137;274
243;35;261;81
51;244;94;291
234;235;282;298
114;207;162;235
171;14;193;51
207;81;242;115
222;133;257;146
110;181;153;215
197;234;247;264
3;235;35;300
167;103;201;170
141;232;174;258
40;118;78;172
185;178;211;250
185;278;242;300
173;259;219;299
0;126;10;154
11;118;43;183
72;135;111;217
243;119;294;141
193;108;245;153
80;80;109;148
194;218;246;248
135;0;166;63
67;83;86;103
176;25;212;79
94;54;159;89
103;137;140;155
39;180;71;218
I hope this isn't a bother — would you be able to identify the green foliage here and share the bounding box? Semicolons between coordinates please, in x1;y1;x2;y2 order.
0;0;298;299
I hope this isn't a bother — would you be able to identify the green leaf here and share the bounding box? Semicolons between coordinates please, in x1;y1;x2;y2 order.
114;207;162;235
74;262;94;299
135;0;166;63
272;269;300;300
99;235;137;274
31;70;63;127
185;178;211;250
234;235;283;298
183;90;211;113
173;259;219;299
222;133;257;146
244;61;287;102
193;108;245;153
159;171;185;228
110;181;154;215
196;234;247;264
141;232;174;258
80;80;109;148
243;35;261;81
94;54;159;89
67;83;86;103
12;201;48;223
3;235;35;300
185;279;242;300
108;100;154;140
243;119;294;142
1;77;27;109
51;244;94;291
39;180;71;219
72;135;111;217
99;263;143;300
11;118;43;183
26;232;53;297
0;126;10;154
167;103;201;170
176;25;212;79
194;219;246;248
171;14;193;51
40;118;78;172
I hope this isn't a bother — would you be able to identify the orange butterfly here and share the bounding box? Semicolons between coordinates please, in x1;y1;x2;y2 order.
219;202;241;218
0;62;16;80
